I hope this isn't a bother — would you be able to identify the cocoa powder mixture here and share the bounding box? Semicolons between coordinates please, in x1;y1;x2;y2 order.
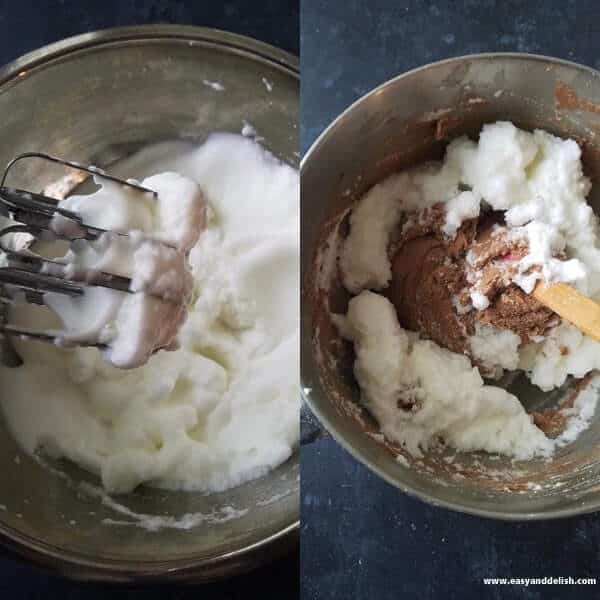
388;206;559;358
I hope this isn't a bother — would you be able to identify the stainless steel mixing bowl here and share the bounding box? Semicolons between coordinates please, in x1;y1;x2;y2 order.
0;25;298;581
302;53;600;520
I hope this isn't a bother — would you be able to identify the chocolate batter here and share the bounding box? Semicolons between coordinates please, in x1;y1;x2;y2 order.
388;206;559;356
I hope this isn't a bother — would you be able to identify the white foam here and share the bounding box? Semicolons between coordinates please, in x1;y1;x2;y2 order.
335;291;554;459
0;134;299;494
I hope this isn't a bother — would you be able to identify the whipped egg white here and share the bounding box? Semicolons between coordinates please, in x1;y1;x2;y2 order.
0;133;299;494
46;171;205;369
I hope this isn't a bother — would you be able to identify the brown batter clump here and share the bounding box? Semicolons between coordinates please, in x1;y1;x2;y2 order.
389;235;470;355
388;206;559;357
478;287;559;341
532;410;567;439
532;373;594;438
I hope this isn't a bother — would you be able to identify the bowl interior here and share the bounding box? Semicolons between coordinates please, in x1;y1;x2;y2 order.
302;54;600;518
0;28;299;576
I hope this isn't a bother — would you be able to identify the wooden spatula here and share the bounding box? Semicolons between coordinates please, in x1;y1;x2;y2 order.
533;282;600;343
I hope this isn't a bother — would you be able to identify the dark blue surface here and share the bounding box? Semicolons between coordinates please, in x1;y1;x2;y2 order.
0;0;298;597
301;1;600;599
0;0;299;61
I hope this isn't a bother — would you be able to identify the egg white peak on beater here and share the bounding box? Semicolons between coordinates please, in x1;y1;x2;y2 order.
46;171;206;369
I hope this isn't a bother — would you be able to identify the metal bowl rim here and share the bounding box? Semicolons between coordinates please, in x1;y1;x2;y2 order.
301;51;600;521
0;23;299;84
0;24;299;581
